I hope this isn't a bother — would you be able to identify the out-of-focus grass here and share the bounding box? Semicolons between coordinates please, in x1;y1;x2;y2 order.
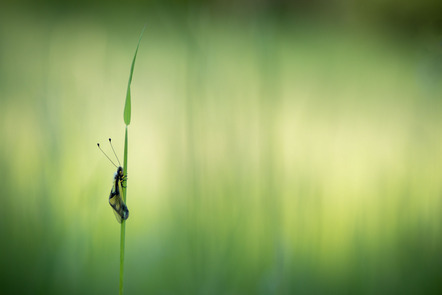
0;9;441;294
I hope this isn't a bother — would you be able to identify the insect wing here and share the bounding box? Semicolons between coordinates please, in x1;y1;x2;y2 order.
109;183;122;223
109;180;129;223
111;200;122;223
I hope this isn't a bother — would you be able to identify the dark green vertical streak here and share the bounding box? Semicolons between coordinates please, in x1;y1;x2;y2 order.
120;126;128;295
256;21;285;293
182;22;208;292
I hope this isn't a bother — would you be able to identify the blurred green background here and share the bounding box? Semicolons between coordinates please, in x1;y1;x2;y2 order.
1;0;442;294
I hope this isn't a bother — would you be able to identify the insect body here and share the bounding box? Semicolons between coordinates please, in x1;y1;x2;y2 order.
98;139;129;223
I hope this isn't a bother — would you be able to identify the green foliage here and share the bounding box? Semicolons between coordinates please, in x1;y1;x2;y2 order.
121;28;144;295
120;127;128;295
124;26;146;126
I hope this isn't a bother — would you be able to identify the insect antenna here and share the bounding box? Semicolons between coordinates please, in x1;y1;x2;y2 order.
108;138;122;167
97;142;118;168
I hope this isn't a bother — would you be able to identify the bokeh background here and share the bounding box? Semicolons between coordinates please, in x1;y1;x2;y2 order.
1;0;442;294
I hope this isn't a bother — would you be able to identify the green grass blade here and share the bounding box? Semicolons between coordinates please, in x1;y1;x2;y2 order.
124;25;146;126
121;25;143;294
120;126;128;295
122;126;128;204
119;214;126;295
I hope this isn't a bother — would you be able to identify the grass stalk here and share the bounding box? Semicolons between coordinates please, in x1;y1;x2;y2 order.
120;126;128;295
119;26;144;295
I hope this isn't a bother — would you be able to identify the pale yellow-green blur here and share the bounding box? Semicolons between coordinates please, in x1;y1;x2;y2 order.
0;7;441;294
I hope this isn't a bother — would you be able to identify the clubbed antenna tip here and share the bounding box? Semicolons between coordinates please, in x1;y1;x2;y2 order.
97;140;118;168
108;138;121;166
